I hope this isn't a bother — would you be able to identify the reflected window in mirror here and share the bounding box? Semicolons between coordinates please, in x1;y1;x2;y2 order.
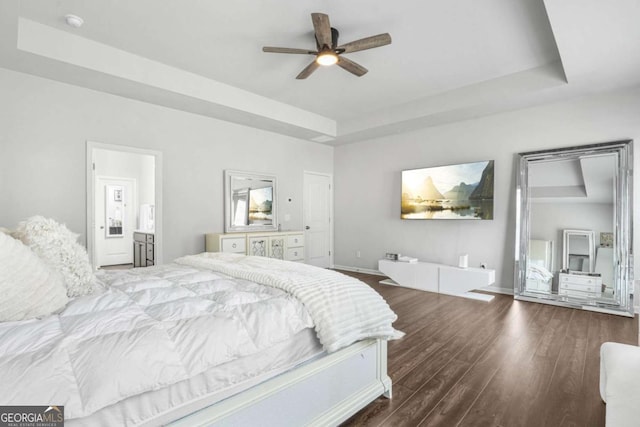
515;140;633;316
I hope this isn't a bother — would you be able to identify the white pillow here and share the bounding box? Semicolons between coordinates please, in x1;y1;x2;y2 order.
14;216;97;298
0;232;69;321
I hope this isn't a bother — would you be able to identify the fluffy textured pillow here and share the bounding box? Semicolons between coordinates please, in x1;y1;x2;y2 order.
14;216;97;298
0;232;69;321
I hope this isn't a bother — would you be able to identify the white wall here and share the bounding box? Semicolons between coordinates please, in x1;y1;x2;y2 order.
0;68;333;261
334;85;640;292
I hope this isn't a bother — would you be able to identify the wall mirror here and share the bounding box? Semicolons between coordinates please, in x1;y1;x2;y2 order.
563;229;595;273
105;184;125;237
224;170;277;233
514;140;633;316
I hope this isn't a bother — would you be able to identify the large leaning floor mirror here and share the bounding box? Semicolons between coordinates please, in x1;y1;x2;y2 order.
515;140;633;316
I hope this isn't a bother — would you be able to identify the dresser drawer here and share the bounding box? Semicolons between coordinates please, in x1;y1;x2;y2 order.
287;234;304;248
221;237;246;253
146;244;154;259
560;282;599;293
560;274;599;287
146;234;154;244
286;247;304;261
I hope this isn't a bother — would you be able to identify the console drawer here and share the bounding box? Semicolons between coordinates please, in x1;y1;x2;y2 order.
222;237;246;253
286;247;304;261
287;234;304;248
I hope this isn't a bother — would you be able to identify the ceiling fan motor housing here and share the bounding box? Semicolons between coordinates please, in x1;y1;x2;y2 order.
316;27;339;50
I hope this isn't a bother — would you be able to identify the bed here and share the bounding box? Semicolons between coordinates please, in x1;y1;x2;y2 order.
526;263;553;293
526;239;554;293
0;221;402;426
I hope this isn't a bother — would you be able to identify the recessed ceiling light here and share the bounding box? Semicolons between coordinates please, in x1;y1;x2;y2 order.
64;14;84;28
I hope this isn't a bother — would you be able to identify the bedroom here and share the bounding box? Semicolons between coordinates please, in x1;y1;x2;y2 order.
1;0;640;426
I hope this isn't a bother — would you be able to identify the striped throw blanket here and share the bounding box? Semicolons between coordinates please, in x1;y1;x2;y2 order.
175;252;404;352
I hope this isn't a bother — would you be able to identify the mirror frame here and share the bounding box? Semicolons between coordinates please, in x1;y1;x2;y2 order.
514;140;633;316
224;170;278;233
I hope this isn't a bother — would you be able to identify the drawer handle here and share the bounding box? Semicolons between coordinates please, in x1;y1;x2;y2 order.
294;251;298;256
232;243;237;248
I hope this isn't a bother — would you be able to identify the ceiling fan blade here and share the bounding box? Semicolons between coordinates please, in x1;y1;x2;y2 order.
311;13;332;48
337;56;368;77
296;60;321;79
337;33;392;53
263;47;317;55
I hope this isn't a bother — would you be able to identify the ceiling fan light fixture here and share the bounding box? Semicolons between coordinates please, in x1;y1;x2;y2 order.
316;51;338;66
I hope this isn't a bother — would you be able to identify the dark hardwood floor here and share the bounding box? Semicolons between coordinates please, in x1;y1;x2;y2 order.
339;271;638;427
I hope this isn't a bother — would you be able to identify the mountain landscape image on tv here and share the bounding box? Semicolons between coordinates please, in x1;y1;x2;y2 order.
401;160;494;220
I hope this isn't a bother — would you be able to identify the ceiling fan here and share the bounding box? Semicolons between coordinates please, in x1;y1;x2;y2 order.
262;13;391;79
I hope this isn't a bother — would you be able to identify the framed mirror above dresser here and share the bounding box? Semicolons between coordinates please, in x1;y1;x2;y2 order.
224;170;277;233
514;140;633;316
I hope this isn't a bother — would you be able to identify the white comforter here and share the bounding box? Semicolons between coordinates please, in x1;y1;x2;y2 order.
176;253;404;352
0;256;401;421
0;264;313;419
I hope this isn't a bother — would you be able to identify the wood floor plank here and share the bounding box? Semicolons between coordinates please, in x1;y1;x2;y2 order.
540;308;590;426
416;332;521;426
338;271;638;427
341;384;415;426
457;304;546;426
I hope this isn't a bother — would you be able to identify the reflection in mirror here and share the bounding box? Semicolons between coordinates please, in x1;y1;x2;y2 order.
515;140;633;316
225;170;277;233
563;230;595;273
525;239;554;293
105;184;124;237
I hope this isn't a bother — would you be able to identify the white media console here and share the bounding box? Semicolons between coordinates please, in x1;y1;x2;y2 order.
378;259;496;302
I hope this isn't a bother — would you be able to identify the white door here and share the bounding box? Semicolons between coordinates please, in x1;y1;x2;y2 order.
96;177;135;267
303;172;332;268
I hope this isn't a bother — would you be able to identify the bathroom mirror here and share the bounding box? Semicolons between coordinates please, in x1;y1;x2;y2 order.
224;170;277;233
514;140;633;316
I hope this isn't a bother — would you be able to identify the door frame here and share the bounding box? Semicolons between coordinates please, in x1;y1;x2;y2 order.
86;141;163;269
303;171;334;268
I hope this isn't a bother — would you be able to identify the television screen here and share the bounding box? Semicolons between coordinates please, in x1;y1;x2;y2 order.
401;160;494;220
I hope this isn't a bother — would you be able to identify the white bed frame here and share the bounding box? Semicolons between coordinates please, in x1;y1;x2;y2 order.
168;339;391;427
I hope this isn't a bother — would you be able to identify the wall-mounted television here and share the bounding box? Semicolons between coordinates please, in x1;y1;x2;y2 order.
401;160;494;220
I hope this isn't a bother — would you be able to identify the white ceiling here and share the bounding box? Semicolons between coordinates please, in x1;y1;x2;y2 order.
529;154;616;203
1;0;639;144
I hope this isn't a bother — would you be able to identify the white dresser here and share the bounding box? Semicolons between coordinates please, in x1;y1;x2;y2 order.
205;231;305;262
558;273;602;299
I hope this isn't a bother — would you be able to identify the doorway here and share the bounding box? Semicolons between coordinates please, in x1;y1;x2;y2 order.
303;171;333;268
86;142;163;269
95;177;135;267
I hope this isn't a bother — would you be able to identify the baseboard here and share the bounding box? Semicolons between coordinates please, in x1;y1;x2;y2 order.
333;265;386;277
481;285;514;296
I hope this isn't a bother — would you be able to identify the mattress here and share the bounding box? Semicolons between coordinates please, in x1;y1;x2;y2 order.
0;264;317;423
68;328;323;426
